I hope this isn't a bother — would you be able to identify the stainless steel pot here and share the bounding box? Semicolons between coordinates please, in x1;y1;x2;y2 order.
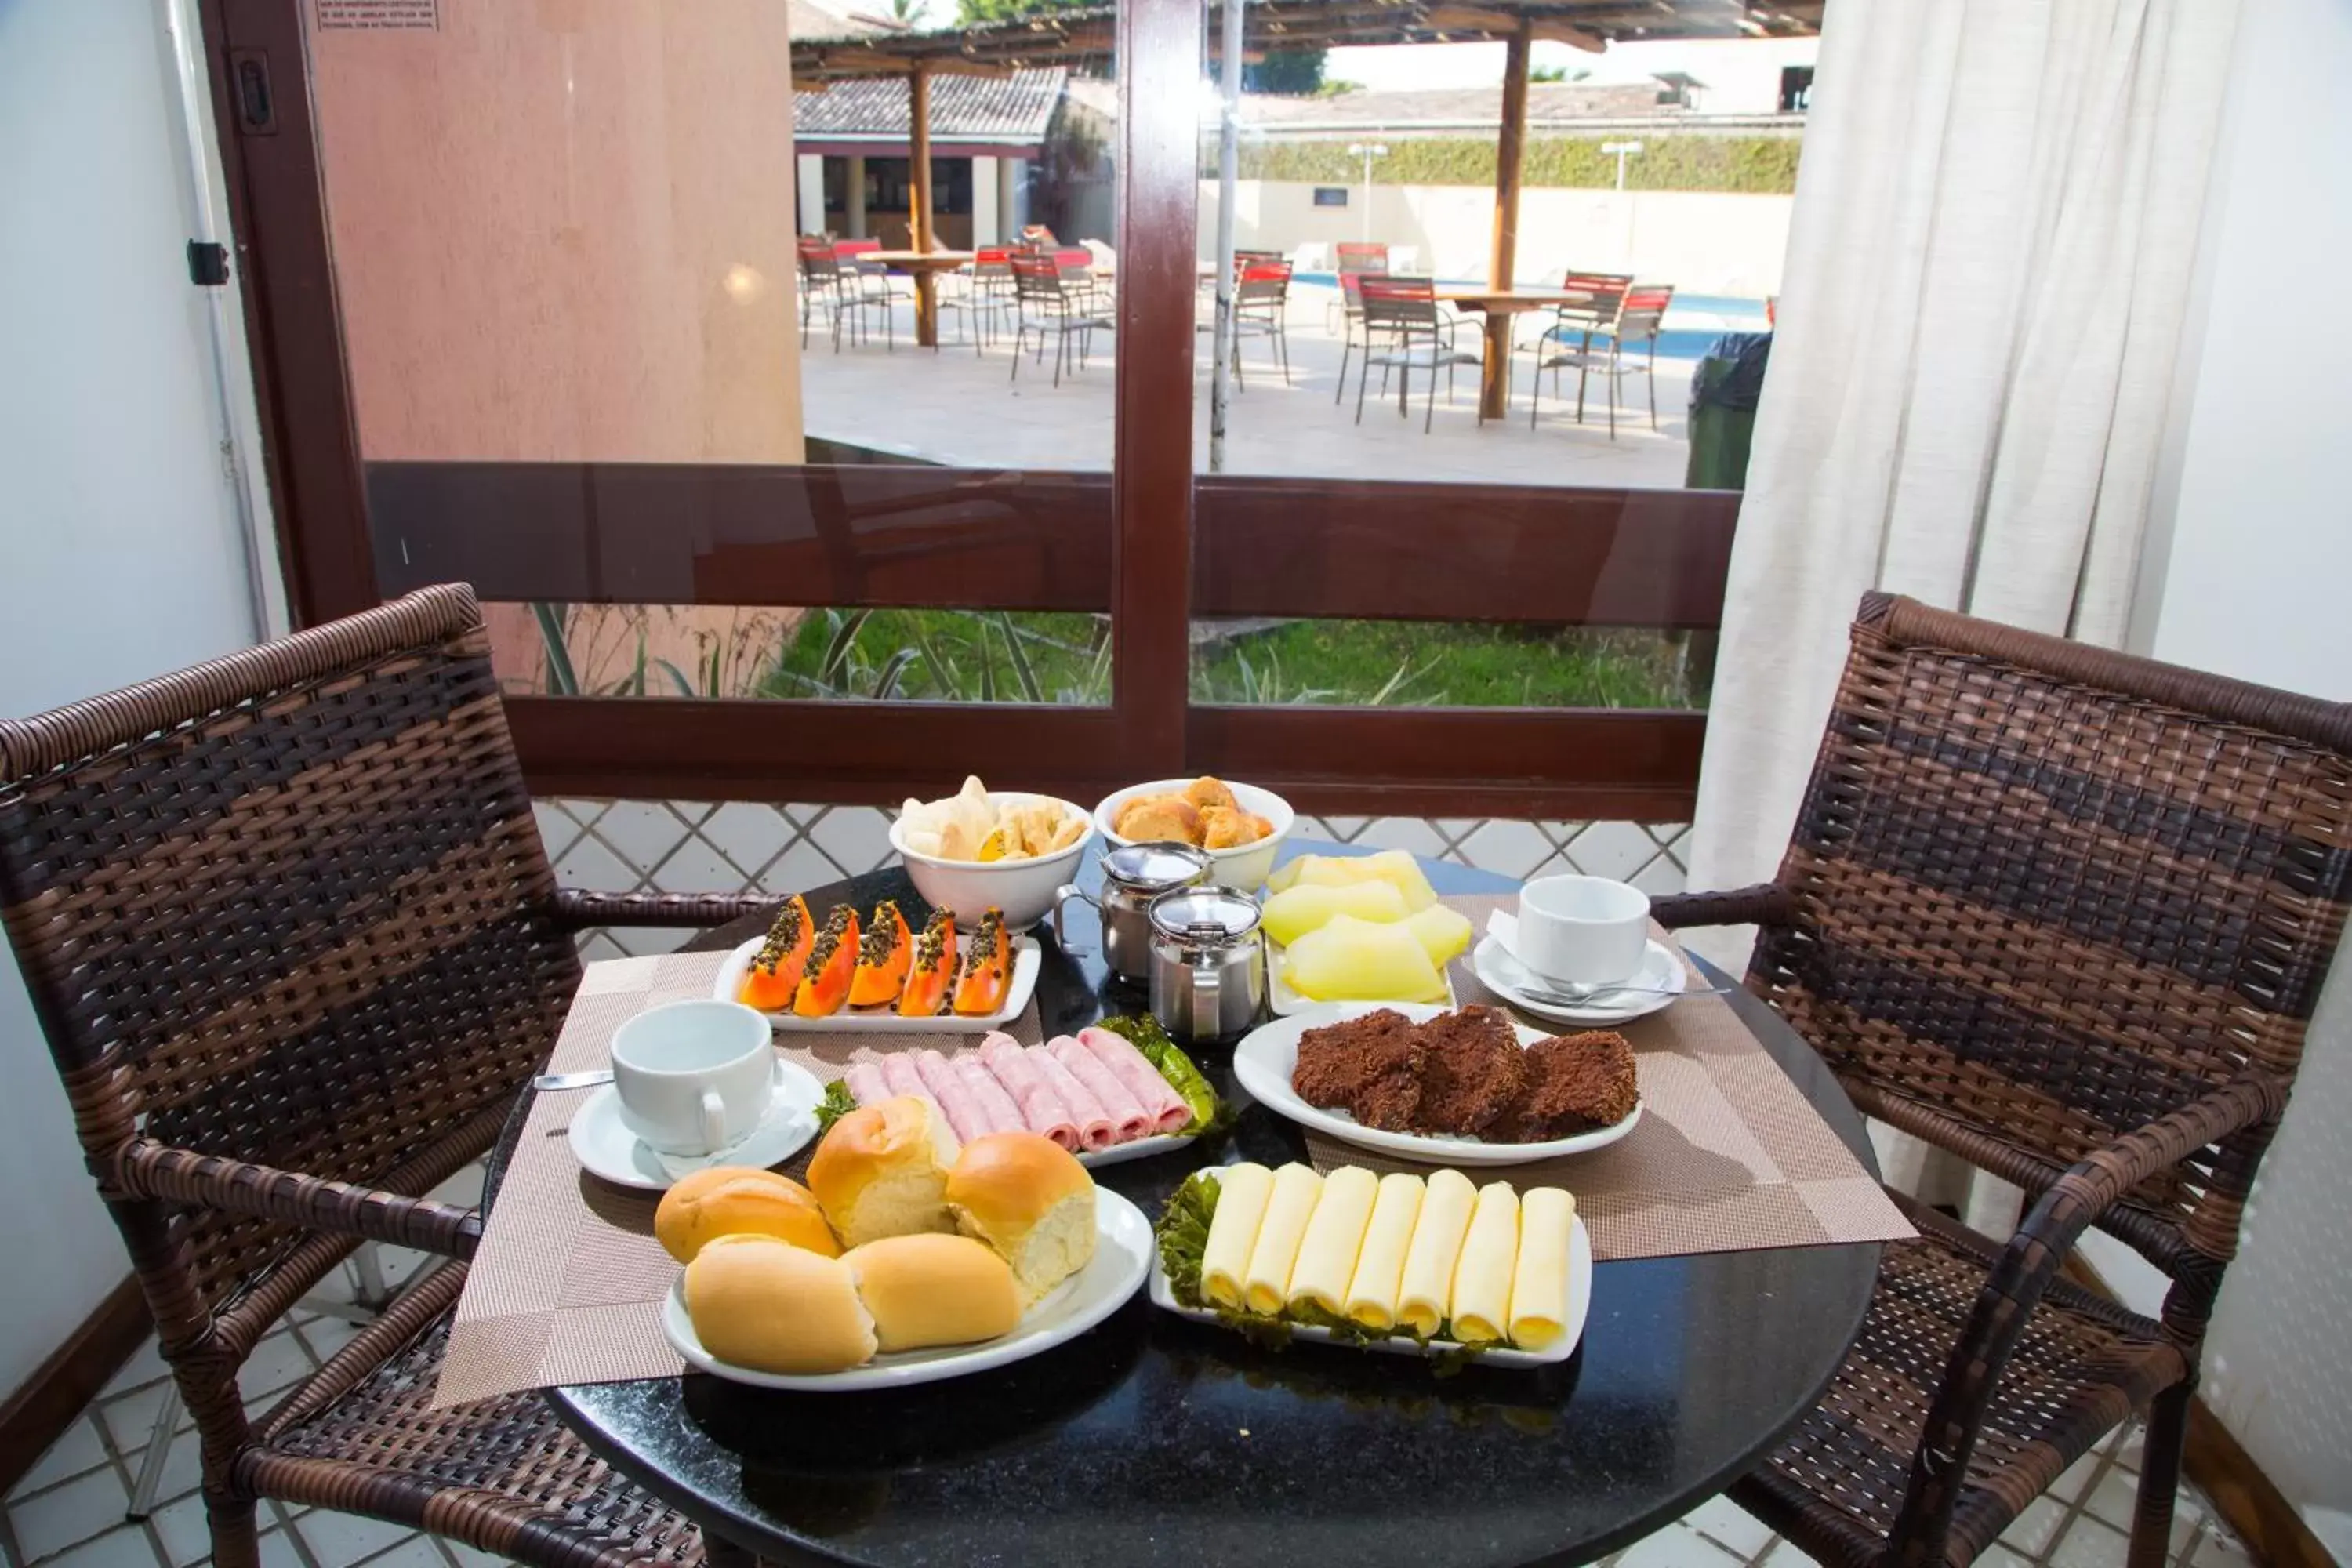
1146;884;1266;1045
1052;840;1211;985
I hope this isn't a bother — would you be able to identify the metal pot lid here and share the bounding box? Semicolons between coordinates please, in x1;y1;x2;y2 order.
1102;840;1212;893
1148;885;1263;946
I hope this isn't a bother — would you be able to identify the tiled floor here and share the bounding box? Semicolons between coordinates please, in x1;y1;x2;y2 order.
0;1306;2261;1568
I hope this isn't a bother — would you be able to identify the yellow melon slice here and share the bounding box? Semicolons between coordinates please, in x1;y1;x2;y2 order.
1282;915;1448;1003
1261;880;1410;946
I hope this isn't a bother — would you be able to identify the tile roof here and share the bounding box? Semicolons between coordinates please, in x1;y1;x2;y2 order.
794;66;1069;143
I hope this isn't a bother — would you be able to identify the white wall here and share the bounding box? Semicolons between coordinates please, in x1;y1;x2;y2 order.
1201;179;1791;296
0;0;263;1398
2126;0;2352;1554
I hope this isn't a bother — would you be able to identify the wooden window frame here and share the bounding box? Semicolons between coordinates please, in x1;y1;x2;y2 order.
198;0;1730;822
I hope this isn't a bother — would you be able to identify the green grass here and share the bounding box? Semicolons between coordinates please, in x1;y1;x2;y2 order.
1190;621;1704;709
753;607;1704;710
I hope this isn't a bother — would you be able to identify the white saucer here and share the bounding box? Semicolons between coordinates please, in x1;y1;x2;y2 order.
1472;934;1686;1025
566;1058;823;1192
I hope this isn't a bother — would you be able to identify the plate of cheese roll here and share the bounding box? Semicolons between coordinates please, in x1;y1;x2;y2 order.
1149;1162;1592;1367
659;1095;1152;1390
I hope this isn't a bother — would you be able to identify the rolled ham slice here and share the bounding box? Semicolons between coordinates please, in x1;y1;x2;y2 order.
1032;1040;1122;1150
952;1053;1027;1136
1047;1035;1154;1145
913;1049;985;1143
978;1033;1081;1151
842;1062;891;1107
878;1052;948;1129
1077;1026;1193;1135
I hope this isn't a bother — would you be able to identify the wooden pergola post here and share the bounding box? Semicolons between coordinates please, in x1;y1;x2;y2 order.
1482;16;1532;419
909;64;938;344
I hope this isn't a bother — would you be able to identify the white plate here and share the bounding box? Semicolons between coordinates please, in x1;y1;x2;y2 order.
1230;1001;1642;1167
1472;935;1686;1026
713;935;1042;1033
1079;1131;1195;1167
1267;937;1458;1017
567;1059;824;1192
662;1189;1152;1390
1146;1169;1592;1367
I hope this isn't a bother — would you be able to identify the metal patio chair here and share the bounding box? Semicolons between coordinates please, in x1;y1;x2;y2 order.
1229;259;1294;389
941;245;1017;355
1330;241;1391;399
797;236;892;352
1528;283;1671;435
0;584;777;1568
1352;274;1480;432
1654;593;2352;1568
1009;251;1112;386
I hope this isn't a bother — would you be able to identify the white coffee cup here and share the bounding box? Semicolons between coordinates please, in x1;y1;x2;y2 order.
609;1000;775;1156
1512;875;1652;985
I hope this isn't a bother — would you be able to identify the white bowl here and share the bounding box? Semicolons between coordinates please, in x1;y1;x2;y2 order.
1091;779;1294;891
888;789;1094;930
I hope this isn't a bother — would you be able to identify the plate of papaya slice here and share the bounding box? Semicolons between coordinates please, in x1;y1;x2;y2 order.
713;896;1044;1033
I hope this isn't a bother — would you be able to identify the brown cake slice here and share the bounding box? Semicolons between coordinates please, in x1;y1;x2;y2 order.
1410;1005;1526;1137
1290;1009;1428;1130
1494;1030;1639;1141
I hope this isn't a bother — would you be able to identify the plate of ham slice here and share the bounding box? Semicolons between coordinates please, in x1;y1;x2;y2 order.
833;1026;1205;1165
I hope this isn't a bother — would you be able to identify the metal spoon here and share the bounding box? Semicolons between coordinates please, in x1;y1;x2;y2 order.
1510;978;1730;1007
532;1068;614;1091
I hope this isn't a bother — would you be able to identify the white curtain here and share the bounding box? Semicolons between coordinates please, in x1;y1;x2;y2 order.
1682;0;2246;928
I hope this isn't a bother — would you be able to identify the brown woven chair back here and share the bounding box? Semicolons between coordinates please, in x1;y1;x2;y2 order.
0;584;576;1322
1753;593;2352;1278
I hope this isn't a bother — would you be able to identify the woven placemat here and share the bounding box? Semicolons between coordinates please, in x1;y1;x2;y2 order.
434;949;1044;1407
1298;895;1912;1264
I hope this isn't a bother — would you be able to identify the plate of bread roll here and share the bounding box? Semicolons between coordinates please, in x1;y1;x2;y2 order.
1149;1163;1591;1367
658;1095;1151;1390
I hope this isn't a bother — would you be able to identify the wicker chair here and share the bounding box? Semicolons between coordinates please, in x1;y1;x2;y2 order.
0;585;775;1568
1654;594;2352;1568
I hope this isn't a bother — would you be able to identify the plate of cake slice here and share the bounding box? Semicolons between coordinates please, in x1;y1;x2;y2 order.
1230;1002;1642;1165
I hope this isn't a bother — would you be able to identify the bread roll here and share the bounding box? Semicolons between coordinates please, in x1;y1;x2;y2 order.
944;1132;1098;1306
655;1167;839;1264
806;1094;960;1248
844;1232;1022;1352
682;1234;877;1374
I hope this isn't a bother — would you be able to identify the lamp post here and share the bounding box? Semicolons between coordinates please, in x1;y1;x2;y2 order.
1345;141;1388;242
1599;139;1644;191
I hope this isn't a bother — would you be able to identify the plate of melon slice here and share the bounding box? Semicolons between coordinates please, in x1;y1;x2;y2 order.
1262;851;1475;1017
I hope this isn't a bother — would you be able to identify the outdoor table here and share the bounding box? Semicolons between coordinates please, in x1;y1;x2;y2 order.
855;250;977;347
1436;288;1600;419
492;841;1880;1568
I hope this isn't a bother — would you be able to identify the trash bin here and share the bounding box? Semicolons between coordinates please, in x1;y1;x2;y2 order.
1684;331;1773;491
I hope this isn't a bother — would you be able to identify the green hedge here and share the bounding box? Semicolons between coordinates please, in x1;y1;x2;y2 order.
1227;135;1799;194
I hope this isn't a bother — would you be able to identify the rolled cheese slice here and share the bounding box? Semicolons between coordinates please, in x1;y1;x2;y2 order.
1396;1167;1478;1338
1448;1181;1521;1345
1343;1173;1426;1330
1285;1166;1379;1317
1200;1162;1275;1311
1508;1187;1577;1350
1241;1163;1323;1315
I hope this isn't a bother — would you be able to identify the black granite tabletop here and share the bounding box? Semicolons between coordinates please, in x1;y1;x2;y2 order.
493;843;1880;1568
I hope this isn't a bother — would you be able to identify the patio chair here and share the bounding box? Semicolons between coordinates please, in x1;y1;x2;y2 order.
1352;274;1480;432
797;235;893;352
940;245;1017;356
1229;259;1294;389
1528;283;1671;435
1656;593;2352;1568
833;235;912;307
0;583;778;1568
1329;242;1391;379
1009;251;1112;386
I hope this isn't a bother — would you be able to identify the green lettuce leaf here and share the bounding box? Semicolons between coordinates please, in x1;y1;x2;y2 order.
815;1079;857;1133
1156;1169;1220;1307
1094;1014;1225;1134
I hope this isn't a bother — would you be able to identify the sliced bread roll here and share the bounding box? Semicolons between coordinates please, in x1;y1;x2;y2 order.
843;1232;1022;1351
806;1093;960;1247
944;1131;1098;1307
682;1235;876;1374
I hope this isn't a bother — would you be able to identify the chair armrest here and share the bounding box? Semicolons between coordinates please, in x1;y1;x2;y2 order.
1889;1076;2283;1550
1647;883;1795;931
118;1142;483;1260
547;889;779;931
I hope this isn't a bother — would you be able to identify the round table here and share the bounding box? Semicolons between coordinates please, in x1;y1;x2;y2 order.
502;844;1881;1568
